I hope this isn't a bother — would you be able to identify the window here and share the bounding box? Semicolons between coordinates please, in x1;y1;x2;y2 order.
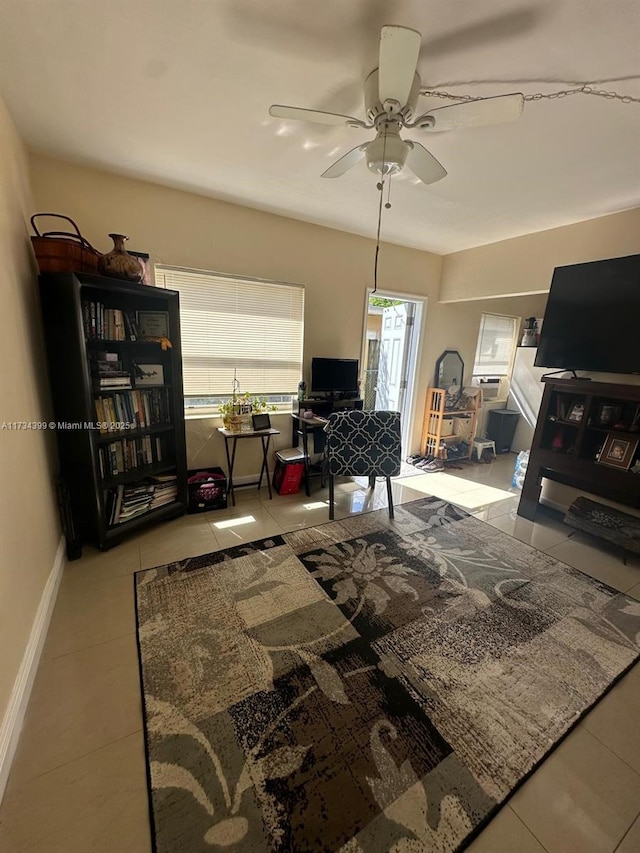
472;313;519;378
156;266;304;411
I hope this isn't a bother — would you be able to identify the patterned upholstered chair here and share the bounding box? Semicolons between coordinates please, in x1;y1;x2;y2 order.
324;410;402;520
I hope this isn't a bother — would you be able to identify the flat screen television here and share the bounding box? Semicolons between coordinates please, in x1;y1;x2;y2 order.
535;253;640;374
311;357;359;394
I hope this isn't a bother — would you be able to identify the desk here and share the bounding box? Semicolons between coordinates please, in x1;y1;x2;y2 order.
217;427;280;506
291;414;328;496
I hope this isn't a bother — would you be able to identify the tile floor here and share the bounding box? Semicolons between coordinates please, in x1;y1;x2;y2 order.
1;454;640;852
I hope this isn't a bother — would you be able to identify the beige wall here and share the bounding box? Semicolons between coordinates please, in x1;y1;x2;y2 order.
422;295;548;390
440;207;640;303
30;154;443;463
29;154;553;471
0;103;60;724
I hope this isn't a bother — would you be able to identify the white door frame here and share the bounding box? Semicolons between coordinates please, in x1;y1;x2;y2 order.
361;288;427;456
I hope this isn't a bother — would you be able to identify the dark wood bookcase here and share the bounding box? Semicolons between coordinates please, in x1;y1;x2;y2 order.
39;272;188;553
519;378;640;520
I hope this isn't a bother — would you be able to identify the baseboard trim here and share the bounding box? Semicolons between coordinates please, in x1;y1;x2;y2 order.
0;535;66;802
232;473;266;487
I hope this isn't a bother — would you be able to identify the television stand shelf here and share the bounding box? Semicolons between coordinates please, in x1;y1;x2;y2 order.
291;398;363;456
519;378;640;521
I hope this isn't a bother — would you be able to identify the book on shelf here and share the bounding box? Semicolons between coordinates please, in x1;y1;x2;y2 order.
99;434;164;476
123;312;140;341
94;387;170;432
106;474;178;526
99;376;132;389
82;300;140;341
98;365;128;377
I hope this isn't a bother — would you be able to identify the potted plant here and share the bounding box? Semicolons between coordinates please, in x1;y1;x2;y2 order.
218;391;276;432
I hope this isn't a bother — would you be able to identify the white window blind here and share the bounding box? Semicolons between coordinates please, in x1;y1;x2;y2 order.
473;313;518;376
156;266;304;398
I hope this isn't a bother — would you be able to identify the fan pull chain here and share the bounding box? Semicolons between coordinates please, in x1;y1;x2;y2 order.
373;129;389;294
421;83;640;105
385;177;392;210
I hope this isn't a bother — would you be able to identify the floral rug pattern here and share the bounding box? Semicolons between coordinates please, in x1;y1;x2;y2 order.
135;497;640;852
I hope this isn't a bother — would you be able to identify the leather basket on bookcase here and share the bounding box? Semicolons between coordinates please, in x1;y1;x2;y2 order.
30;213;102;274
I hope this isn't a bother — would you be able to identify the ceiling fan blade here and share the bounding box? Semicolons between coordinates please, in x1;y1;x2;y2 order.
321;144;368;179
404;141;447;185
378;25;421;106
269;105;365;127
415;94;524;132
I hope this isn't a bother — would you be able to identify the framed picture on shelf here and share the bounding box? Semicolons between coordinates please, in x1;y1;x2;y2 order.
597;433;639;470
567;401;585;423
133;363;165;387
128;251;152;286
137;310;169;338
251;413;271;431
596;402;624;427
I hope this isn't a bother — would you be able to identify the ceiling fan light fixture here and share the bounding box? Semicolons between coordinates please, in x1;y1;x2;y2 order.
366;134;407;176
268;24;532;187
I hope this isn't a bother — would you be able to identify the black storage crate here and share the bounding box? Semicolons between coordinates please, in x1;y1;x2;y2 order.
187;467;227;513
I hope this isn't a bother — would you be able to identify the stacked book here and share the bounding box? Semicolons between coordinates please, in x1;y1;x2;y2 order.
109;484;154;525
82;302;140;341
149;474;179;509
107;474;178;525
98;435;163;478
95;388;170;432
99;373;132;390
94;351;132;390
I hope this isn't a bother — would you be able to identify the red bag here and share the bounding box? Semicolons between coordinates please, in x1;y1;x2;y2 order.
273;461;304;495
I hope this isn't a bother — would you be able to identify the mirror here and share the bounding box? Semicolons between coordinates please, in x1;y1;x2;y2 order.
435;350;464;401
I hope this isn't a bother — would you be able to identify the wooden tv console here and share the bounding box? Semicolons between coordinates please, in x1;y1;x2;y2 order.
518;378;640;521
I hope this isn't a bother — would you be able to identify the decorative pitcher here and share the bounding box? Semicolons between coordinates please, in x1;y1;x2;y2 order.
98;233;143;282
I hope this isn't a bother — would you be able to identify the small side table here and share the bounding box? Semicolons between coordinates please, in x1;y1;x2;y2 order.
217;427;280;506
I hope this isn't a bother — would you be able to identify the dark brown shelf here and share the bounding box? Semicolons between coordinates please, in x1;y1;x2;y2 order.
86;337;167;348
97;424;173;444
40;271;188;554
102;462;177;488
535;448;638;483
520;378;640;521
106;499;185;536
585;425;640;438
94;384;172;394
547;418;583;427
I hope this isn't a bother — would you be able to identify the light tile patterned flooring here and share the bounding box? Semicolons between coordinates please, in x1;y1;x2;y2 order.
2;454;640;852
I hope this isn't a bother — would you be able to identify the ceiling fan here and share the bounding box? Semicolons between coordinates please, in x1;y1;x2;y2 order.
269;25;524;186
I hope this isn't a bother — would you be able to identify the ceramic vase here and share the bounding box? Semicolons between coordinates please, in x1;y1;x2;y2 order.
98;233;143;282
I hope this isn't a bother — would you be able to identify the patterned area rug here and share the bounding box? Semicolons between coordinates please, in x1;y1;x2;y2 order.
135;497;640;852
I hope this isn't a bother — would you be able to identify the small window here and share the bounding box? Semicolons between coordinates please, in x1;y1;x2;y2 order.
472;314;518;379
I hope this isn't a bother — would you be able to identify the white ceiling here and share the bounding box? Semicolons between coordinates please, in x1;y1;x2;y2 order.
1;0;639;254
